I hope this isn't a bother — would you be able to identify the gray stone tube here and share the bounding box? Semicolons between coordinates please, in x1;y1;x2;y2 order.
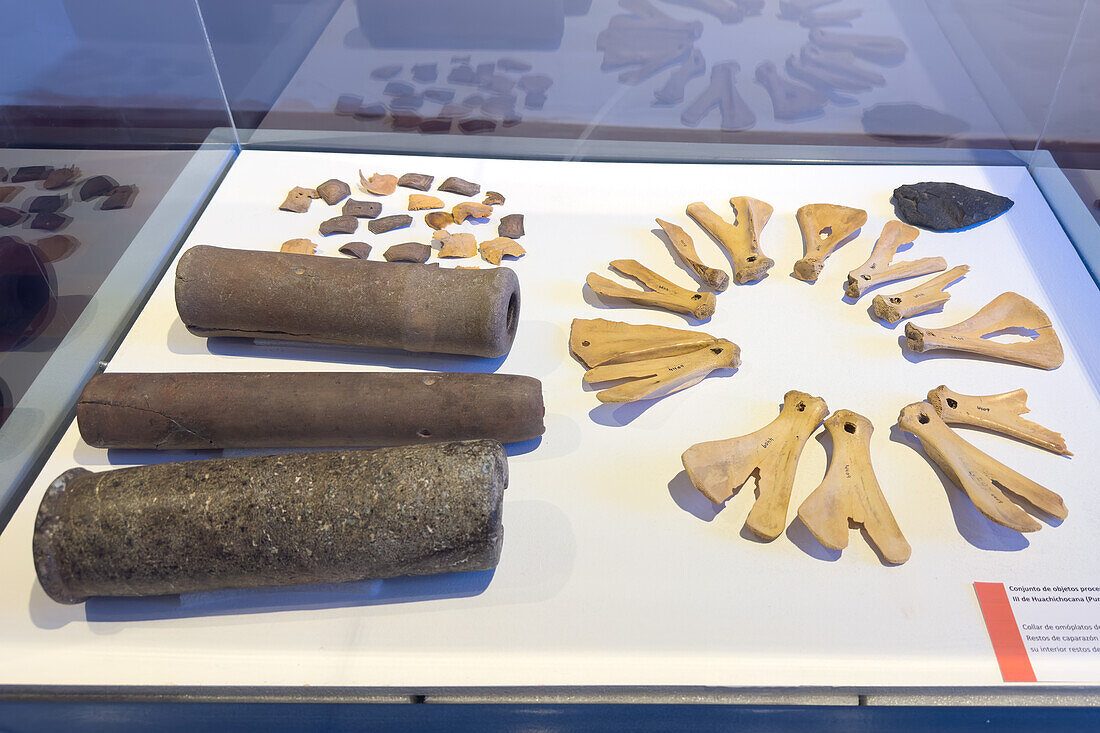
174;245;521;357
33;440;507;604
77;371;545;449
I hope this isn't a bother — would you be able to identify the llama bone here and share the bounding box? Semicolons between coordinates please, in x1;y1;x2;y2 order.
796;410;911;564
585;339;739;403
871;265;969;323
904;292;1063;370
570;318;720;367
686;198;773;283
682;390;829;540
897;402;1067;532
845;220;943;298
586;259;717;319
680;61;755;131
655;217;729;291
792;203;867;282
927;385;1070;456
655;48;706;105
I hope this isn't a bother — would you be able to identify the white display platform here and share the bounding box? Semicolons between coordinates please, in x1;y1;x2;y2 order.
2;150;1098;690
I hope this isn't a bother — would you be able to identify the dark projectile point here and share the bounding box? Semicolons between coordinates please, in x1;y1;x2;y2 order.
892;182;1013;232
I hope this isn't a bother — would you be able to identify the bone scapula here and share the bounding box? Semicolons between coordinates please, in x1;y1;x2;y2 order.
870;265;969;323
897;402;1067;533
682;390;829;540
585;339;740;403
845;220;944;298
687;198;774;284
792;203;867;282
904;292;1063;370
926;385;1071;456
570;318;720;367
797;410;910;564
656;217;729;291
680;61;755;131
587;259;716;319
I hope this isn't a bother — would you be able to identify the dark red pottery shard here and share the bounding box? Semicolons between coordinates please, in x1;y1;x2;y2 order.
412;63;438;83
101;185;137;210
316;179;351;205
355;102;387;120
438;177;480;197
368;214;413;234
319;215;359;236
338;242;372;259
384;242;431;263
43;167;80;190
335;94;363;115
12;166;52;183
30;212;71;231
0;207;24;227
28;195;67;214
342;199;382;218
460;119;497;135
398;173;434;191
80;176;117;201
370;64;402;80
498;214;525;239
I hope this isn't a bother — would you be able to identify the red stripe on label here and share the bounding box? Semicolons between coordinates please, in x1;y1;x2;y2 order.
974;582;1037;683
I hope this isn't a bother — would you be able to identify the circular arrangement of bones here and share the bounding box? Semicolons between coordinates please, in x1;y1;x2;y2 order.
276;171;526;267
570;182;1071;565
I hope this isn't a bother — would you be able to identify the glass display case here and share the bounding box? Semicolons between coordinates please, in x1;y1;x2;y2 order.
2;0;1099;727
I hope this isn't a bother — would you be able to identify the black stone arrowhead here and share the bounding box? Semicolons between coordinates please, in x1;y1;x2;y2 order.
892;182;1013;231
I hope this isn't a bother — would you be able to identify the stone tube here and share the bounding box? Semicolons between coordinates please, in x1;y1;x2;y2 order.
77;371;545;449
33;440;507;604
175;245;520;358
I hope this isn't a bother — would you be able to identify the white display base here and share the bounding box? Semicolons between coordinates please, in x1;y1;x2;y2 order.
1;150;1098;691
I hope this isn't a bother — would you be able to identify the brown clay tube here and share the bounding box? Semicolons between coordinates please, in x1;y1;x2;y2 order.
77;371;545;450
174;245;520;358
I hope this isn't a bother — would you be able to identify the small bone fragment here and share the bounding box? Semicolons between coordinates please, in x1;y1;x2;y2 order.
280;238;316;255
409;194;445;210
682;390;829;540
319;215;358;236
755;61;827;120
656;48;705;105
479;237;526;265
904;292;1064;370
796;411;911;564
792;203;867;282
927;385;1071;456
482;191;505;206
368;215;412;234
897;402;1066;532
661;0;744;23
845;220;943;298
338;242;372;259
655;217;729;291
439;177;481;197
437;232;478;258
687;198;773;283
498;214;525;239
453;202;493;223
570;317;720;367
384;242;431;263
102;185;138;210
681;61;755;131
342;199;382;218
279;186;319;213
809;28;908;65
398;173;434;191
587;260;717;319
360;172;398;196
585;339;740;403
316;179;351;205
871;265;969;323
43;167;80;190
425;211;454;230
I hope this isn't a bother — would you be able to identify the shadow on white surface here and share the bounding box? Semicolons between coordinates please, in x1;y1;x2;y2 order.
667;469;721;522
785;516;842;563
888;423;1031;552
586;366;739;427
